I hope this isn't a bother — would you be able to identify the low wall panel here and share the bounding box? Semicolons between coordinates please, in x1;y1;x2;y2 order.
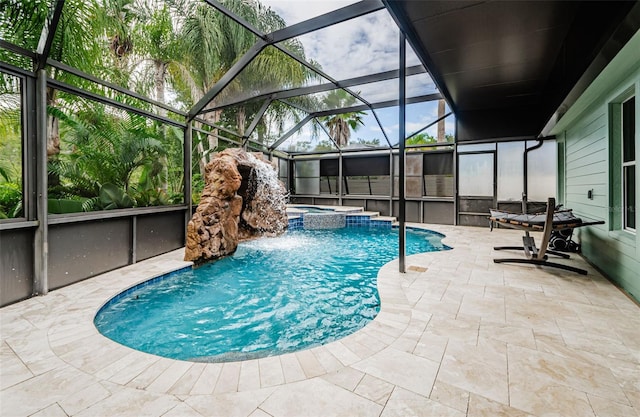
0;228;34;306
48;219;131;290
136;211;185;261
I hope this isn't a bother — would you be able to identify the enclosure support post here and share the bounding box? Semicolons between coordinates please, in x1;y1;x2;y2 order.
338;151;343;205
34;69;48;295
398;33;406;273
184;121;193;235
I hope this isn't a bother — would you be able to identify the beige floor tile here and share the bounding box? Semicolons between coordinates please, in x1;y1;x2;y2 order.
1;227;639;417
29;403;68;417
429;380;470;413
467;393;533;417
161;402;206;417
186;388;275;417
354;374;395;405
260;378;382;417
249;409;272;417
126;357;175;390
5;331;66;376
190;363;223;395
624;390;640;413
413;331;448;363
0;367;96;417
295;349;327;378
352;347;439;396
479;322;536;350
259;356;285;388
58;382;111;415
279;353;306;383
74;385;180;417
213;362;241;394
438;339;509;405
458;294;506;323
308;346;343;374
508;344;629;407
589;394;638;417
107;352;161;385
381;387;465;417
238;359;261;392
321;366;364;391
147;360;193;393
425;316;480;345
168;363;207;395
0;341;34;390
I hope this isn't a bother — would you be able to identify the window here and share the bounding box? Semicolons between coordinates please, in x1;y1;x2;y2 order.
294;160;320;195
0;72;23;219
423;151;454;197
622;96;636;231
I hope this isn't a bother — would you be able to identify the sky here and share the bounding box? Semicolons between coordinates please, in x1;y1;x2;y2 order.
259;0;455;148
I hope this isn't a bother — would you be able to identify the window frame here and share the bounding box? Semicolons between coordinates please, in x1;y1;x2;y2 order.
621;95;636;233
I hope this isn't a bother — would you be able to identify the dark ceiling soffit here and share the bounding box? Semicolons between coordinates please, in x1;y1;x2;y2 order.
382;0;456;113
187;39;267;121
268;114;314;151
35;0;64;71
48;59;187;116
542;1;640;136
200;64;427;113
269;0;385;43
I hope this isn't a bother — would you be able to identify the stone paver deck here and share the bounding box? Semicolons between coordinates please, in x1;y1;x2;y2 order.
1;224;639;417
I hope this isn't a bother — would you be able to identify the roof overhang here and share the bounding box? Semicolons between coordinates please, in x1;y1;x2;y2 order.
385;0;640;141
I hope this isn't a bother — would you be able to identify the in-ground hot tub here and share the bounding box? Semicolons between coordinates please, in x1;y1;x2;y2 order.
287;205;366;230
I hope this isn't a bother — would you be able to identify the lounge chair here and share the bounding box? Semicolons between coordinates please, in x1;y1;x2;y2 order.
489;197;604;275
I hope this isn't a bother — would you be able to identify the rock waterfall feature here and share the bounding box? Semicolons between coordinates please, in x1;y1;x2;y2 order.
184;148;288;265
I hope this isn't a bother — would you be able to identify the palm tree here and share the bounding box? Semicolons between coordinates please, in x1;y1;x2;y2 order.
175;0;316;164
319;90;365;148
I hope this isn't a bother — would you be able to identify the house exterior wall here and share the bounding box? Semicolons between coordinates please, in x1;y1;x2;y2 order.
553;30;640;302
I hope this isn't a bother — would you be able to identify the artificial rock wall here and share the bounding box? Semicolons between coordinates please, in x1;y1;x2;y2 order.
184;148;287;265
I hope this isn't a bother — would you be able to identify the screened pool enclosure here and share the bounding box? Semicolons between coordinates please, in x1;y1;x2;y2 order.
3;0;629;307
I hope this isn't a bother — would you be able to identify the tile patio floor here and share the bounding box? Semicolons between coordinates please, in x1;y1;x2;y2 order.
1;225;639;417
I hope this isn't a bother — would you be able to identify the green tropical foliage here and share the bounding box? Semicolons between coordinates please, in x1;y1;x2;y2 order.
0;0;321;214
0;72;23;218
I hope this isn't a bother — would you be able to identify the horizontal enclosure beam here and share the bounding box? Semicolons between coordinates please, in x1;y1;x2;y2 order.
47;59;187;117
269;0;385;43
203;64;427;113
268;114;314;151
310;93;442;117
47;79;186;128
0;40;37;59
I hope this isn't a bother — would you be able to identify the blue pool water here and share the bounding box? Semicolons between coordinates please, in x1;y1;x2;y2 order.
94;227;449;362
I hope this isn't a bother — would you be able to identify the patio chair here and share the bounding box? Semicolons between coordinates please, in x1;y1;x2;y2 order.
489;197;604;275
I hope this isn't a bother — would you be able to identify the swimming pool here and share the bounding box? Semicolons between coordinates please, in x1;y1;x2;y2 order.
94;227;449;362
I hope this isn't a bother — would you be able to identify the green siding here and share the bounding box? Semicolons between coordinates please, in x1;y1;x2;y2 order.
553;29;640;303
